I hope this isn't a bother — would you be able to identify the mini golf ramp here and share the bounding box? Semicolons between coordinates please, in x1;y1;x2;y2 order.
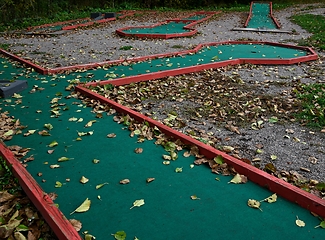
116;11;219;39
233;1;290;33
0;43;324;240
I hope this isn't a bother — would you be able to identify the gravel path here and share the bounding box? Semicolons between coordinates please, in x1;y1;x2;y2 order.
1;3;325;185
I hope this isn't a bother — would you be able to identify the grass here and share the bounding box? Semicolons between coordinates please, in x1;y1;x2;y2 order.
0;157;20;194
119;45;133;50
0;43;10;50
291;14;325;50
295;83;325;128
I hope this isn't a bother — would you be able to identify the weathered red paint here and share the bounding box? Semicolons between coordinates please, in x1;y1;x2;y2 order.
0;144;82;240
76;85;325;219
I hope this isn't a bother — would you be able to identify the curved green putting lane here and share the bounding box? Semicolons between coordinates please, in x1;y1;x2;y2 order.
0;43;323;240
117;12;214;38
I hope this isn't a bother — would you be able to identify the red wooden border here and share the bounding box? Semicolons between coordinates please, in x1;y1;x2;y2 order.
27;10;137;32
75;85;325;218
116;11;220;39
244;1;281;29
0;41;318;76
0;49;48;74
0;144;82;240
27;18;90;31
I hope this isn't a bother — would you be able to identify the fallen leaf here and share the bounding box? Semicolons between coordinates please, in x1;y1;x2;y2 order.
92;159;100;164
80;176;89;184
314;220;325;229
50;164;60;169
296;216;305;227
146;178;155;183
107;133;116;138
162;154;171;160
247;199;262;211
3;130;14;137
69;219;82;232
162;161;170;165
228;173;247;184
190;195;200;200
134;148;143;154
269;116;278;123
58;156;72;162
44;123;53;130
70;198;91;215
55;181;62;188
183;151;191;157
263;193;277;203
47;149;55;154
69;117;78;122
130;199;145;209
85;234;96;240
96;182;109;189
14;231;26;240
175;167;183;173
271;155;277;160
85;120;96;128
48;140;58;148
112;231;126;240
120;179;130;184
0;191;15;203
38;130;50;136
214;155;224;164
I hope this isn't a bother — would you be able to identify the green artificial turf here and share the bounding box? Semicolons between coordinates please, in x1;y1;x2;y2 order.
123;21;192;34
0;46;323;239
121;13;208;35
247;2;278;29
78;44;307;81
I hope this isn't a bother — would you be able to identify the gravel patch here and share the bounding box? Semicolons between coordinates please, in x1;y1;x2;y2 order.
1;4;325;184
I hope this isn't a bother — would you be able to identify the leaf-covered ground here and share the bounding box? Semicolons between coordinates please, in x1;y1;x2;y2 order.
1;3;325;238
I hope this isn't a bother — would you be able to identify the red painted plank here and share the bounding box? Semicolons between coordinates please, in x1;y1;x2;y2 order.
76;85;325;218
0;144;82;240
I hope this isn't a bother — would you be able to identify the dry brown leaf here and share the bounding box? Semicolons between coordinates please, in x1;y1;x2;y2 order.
0;191;15;203
134;148;143;154
69;219;82;232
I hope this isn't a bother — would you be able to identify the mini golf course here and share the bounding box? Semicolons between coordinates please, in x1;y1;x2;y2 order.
0;5;325;240
116;11;218;39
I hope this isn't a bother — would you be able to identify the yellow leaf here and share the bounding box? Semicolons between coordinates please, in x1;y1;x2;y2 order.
80;176;89;184
58;156;72;162
55;181;62;188
130;199;145;209
296;216;305;227
85;120;96;128
247;199;262;211
263;193;277;203
190;195;200;200
70;198;91;215
96;182;109;189
228;173;247;184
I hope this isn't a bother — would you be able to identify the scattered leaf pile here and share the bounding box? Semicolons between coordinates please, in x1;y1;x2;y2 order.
87;67;325;199
0;161;58;239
